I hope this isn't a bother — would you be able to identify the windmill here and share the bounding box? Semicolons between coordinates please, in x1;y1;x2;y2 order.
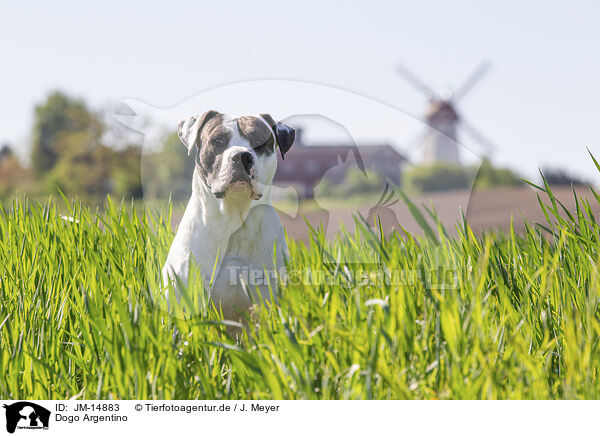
397;61;496;165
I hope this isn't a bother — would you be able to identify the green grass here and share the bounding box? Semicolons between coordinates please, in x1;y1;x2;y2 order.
2;161;600;399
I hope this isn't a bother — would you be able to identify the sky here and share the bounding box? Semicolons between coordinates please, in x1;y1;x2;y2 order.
1;1;600;182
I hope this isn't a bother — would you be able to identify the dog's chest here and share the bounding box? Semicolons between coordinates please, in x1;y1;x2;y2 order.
210;204;286;315
222;204;282;266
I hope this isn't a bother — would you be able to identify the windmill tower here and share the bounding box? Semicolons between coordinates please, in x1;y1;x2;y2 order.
397;61;496;165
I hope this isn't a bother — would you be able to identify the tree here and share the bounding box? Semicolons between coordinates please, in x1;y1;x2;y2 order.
143;131;194;202
0;143;14;162
0;145;34;201
112;146;143;199
315;168;385;198
403;163;472;193
473;159;523;189
403;160;523;194
48;138;114;201
31;91;103;175
24;91;146;204
540;167;589;186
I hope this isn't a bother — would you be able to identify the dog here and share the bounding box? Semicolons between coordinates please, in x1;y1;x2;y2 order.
161;110;295;319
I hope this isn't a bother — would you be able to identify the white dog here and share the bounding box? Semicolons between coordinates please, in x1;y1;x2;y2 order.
162;110;295;319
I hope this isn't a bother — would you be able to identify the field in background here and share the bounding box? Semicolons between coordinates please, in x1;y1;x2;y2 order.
166;186;593;245
2;176;600;399
278;185;599;242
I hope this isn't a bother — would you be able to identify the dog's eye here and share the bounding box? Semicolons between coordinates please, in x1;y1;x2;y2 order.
254;142;269;152
212;136;227;146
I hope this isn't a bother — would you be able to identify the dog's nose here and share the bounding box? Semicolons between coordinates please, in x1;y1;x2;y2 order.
238;151;254;174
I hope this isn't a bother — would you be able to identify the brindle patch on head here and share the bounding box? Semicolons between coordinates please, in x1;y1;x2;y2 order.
194;112;230;187
236;116;275;156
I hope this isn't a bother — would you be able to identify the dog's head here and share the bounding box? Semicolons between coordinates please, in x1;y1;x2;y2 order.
177;110;295;200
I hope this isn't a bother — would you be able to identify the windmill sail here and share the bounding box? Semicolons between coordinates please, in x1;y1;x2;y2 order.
397;61;493;165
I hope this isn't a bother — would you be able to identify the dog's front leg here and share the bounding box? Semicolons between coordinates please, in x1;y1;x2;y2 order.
162;194;245;306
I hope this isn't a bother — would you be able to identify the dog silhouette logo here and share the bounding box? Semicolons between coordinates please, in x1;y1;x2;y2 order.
367;183;399;228
3;402;50;433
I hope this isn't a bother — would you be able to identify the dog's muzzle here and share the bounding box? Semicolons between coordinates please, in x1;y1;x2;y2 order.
213;151;262;200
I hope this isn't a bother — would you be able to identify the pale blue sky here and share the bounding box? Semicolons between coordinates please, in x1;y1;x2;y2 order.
2;1;600;182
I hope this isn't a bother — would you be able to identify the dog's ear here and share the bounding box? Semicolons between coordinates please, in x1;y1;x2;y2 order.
177;110;220;155
260;114;296;160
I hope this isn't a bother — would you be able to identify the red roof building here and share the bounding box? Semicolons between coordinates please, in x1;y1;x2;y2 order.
274;129;407;198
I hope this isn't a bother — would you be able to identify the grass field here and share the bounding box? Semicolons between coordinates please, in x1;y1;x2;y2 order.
2;165;600;400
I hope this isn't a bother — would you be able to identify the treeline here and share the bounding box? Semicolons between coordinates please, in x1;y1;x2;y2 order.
2;91;587;206
0;91;192;205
